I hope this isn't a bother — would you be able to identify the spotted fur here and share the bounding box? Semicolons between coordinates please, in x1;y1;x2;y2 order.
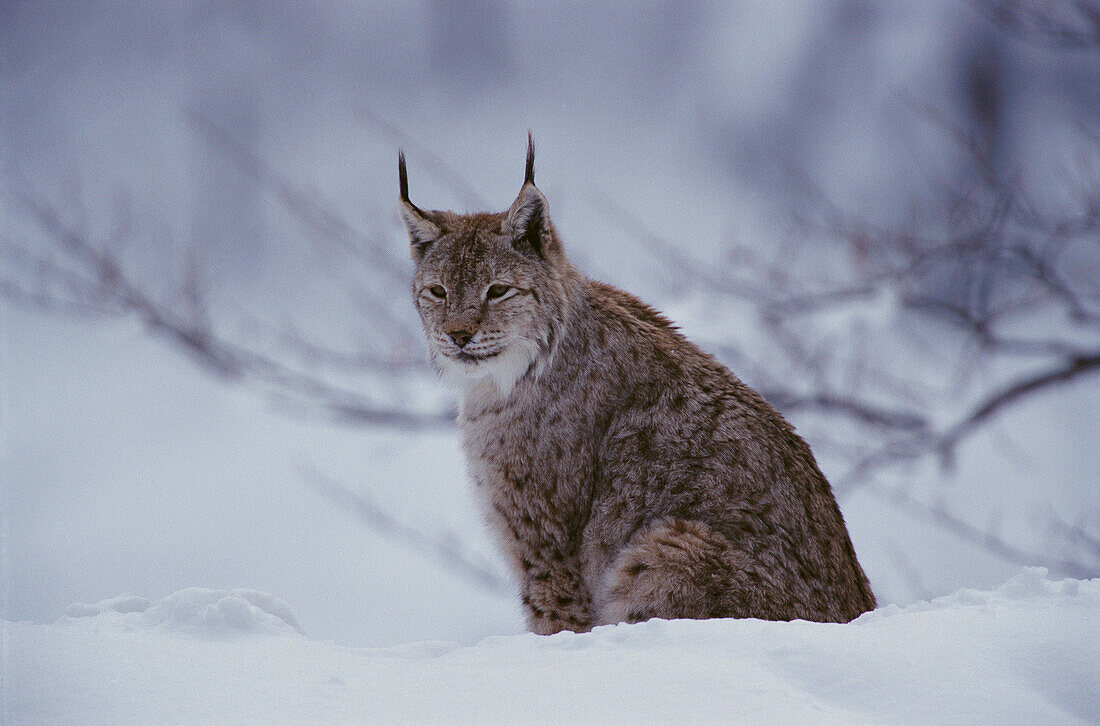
401;141;875;634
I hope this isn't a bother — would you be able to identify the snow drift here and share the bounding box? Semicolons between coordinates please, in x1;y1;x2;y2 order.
3;569;1097;724
60;588;303;637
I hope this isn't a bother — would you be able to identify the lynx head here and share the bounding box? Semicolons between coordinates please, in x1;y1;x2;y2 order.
400;135;572;394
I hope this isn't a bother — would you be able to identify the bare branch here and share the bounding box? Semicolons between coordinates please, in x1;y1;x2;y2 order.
972;0;1100;52
867;483;1097;579
5;87;1097;595
588;92;1100;575
588;190;769;302
759;390;928;433
304;465;511;596
358;105;490;211
185;111;410;287
1047;514;1100;561
233;310;426;376
7;186;453;429
938;351;1100;458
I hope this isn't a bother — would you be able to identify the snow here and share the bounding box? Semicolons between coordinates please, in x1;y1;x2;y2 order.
4;569;1097;724
60;588;303;637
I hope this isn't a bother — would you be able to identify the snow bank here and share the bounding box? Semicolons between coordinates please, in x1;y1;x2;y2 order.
60;588;303;637
3;570;1097;725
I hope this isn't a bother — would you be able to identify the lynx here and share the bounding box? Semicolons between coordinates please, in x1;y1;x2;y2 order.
400;137;875;634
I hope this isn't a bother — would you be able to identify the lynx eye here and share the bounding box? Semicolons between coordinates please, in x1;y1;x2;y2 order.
427;284;446;300
486;284;511;301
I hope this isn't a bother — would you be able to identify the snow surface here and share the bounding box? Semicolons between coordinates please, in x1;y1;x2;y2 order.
4;569;1097;725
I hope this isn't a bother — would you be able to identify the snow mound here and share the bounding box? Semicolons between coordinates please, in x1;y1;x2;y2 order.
866;566;1097;618
6;570;1098;724
60;587;302;637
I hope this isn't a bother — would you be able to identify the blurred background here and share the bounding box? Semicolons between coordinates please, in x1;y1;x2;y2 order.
3;0;1098;646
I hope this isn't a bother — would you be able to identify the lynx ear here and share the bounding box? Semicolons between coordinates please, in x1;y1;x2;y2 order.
400;201;440;248
502;133;549;257
398;150;440;257
503;183;549;258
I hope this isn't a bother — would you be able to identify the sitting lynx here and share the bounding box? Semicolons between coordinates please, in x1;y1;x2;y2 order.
400;137;875;634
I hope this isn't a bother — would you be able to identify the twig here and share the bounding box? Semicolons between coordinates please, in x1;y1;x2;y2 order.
938;352;1100;458
11;187;454;429
358;105;489;210
868;483;1097;579
304;465;512;596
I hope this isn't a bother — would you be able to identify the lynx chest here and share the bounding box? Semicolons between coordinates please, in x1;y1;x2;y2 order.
458;382;597;543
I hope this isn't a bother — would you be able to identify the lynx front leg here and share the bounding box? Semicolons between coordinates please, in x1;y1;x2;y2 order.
518;552;595;634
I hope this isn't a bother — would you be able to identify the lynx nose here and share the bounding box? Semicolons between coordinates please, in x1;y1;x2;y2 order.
447;328;475;348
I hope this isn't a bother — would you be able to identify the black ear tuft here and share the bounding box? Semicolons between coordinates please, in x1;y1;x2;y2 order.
525;132;535;186
398;149;410;203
